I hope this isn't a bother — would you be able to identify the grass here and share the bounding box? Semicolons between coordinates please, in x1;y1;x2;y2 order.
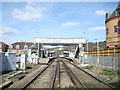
103;79;111;82
25;63;40;74
16;63;39;71
100;70;120;76
85;66;94;70
100;70;120;88
16;67;20;71
83;82;95;88
0;77;5;84
103;79;120;88
68;84;77;88
109;81;120;88
2;71;17;77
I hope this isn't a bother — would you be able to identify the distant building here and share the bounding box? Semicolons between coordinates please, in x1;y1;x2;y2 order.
8;42;35;54
105;2;120;48
0;41;8;52
0;52;16;72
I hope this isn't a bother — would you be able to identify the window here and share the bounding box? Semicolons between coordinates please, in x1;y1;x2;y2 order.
24;45;28;49
106;28;108;34
118;21;120;34
115;45;118;47
16;45;20;49
114;26;118;33
118;29;120;34
0;44;2;48
9;45;13;49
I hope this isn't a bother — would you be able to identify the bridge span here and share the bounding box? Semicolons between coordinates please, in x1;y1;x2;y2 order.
34;37;86;58
35;38;86;45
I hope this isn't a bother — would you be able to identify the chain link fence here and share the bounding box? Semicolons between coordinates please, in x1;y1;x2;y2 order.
83;49;120;72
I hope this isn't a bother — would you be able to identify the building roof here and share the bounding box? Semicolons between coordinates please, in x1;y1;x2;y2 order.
0;41;8;46
0;41;8;50
106;2;120;21
11;42;34;45
30;45;37;49
10;42;35;49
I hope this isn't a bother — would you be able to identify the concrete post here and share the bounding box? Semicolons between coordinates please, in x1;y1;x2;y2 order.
20;54;27;70
37;43;40;57
79;43;82;63
82;46;84;64
97;41;99;67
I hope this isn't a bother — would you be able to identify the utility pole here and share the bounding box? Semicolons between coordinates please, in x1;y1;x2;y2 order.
94;38;99;67
97;41;100;66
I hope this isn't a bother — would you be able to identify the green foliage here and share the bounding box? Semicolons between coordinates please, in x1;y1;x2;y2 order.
16;67;20;70
69;84;77;88
85;66;93;70
103;79;110;82
25;63;39;74
101;70;120;76
0;78;5;84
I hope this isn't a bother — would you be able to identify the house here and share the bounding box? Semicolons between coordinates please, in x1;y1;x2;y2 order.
0;41;8;52
8;42;35;56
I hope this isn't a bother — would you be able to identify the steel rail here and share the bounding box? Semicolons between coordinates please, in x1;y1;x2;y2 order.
51;59;59;90
68;59;115;89
61;58;88;90
20;60;54;90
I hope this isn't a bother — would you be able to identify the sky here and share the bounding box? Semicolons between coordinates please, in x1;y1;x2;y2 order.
0;1;118;44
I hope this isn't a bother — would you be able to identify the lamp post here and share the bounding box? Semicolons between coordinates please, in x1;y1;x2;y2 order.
86;39;89;64
87;39;88;53
83;32;88;64
83;32;85;38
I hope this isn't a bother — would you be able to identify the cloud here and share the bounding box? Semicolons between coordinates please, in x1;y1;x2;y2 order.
61;22;80;27
0;27;20;35
12;4;47;21
85;21;91;24
95;10;107;16
27;2;36;5
88;26;105;31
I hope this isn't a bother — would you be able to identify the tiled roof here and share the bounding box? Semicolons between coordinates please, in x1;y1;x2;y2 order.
0;41;8;46
0;41;8;51
106;2;120;21
10;42;34;49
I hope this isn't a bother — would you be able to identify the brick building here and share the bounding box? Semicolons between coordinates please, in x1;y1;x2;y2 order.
8;42;35;53
105;2;120;48
0;41;8;52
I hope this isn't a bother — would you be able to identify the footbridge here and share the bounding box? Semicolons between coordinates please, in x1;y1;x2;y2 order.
35;38;86;45
35;37;86;58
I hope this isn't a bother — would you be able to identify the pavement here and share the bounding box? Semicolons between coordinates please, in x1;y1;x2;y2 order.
39;58;50;64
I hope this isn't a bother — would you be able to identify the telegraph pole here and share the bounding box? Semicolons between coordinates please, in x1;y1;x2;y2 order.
94;38;99;67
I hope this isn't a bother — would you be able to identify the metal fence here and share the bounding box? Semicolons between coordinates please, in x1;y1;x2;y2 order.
83;48;120;71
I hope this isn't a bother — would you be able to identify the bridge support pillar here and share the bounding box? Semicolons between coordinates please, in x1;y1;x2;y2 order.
37;43;45;58
79;43;85;64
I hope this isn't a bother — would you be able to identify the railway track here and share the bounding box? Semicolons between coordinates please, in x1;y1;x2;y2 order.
20;59;59;89
61;59;87;89
61;58;115;89
51;58;60;89
18;57;115;89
